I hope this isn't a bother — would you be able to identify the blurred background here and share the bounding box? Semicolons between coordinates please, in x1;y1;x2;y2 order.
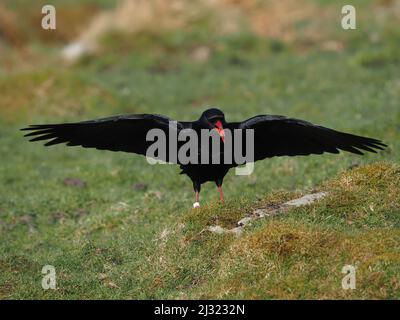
1;0;399;122
0;0;399;299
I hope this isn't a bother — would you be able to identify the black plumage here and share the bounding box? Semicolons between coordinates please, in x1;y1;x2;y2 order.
22;108;386;206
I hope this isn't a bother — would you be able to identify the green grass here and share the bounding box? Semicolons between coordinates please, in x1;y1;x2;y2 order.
0;1;399;299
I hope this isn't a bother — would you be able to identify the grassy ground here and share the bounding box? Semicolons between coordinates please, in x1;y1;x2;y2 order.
0;0;399;299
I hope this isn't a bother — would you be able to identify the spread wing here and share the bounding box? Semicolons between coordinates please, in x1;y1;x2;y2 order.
21;114;188;163
236;115;386;161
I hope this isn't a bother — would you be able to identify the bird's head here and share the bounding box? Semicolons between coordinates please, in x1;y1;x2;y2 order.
200;108;226;142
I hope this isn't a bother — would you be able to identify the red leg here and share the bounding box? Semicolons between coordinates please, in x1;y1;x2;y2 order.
217;186;224;202
192;191;200;208
193;182;201;208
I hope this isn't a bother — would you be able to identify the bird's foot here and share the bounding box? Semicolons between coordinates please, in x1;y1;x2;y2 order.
193;202;200;209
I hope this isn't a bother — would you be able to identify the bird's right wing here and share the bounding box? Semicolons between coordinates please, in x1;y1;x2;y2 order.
22;114;186;163
237;115;386;161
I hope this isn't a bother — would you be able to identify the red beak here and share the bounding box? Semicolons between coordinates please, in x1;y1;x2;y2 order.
215;120;225;143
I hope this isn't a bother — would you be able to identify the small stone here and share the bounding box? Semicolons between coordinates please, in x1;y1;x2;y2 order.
98;273;107;280
132;183;148;191
284;192;327;207
207;225;225;234
107;281;118;288
63;178;87;188
237;217;253;227
191;46;211;63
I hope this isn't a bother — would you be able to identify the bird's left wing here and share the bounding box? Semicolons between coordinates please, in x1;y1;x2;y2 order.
21;114;186;163
235;115;386;161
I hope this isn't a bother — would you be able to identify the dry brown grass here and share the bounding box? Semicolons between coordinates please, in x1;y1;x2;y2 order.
170;163;400;299
0;2;101;47
30;4;102;44
202;223;400;299
3;0;396;59
70;0;240;54
59;0;337;60
0;4;27;47
224;0;334;42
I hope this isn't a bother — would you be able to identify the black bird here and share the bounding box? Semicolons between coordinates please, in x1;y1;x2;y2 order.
22;108;386;207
